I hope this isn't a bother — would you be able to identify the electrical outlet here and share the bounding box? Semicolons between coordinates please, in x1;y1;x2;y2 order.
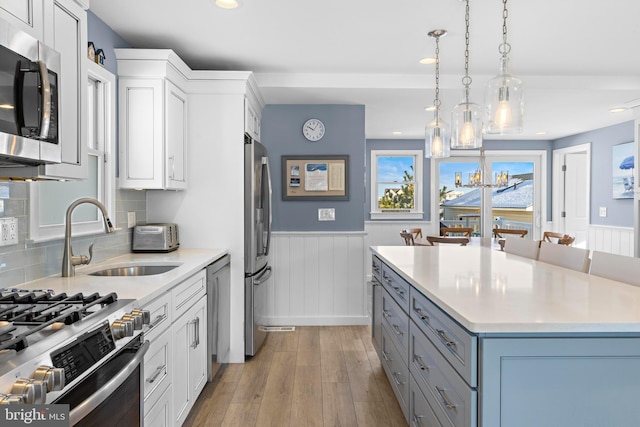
599;207;607;217
0;217;18;246
127;211;136;228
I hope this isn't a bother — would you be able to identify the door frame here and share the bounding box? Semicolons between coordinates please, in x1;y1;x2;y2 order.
431;149;547;239
552;143;591;235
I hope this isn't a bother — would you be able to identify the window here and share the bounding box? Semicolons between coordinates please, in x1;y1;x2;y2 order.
370;150;423;220
29;60;116;242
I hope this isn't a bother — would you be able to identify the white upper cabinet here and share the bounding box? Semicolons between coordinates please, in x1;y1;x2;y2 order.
116;50;188;190
245;95;261;141
0;0;44;39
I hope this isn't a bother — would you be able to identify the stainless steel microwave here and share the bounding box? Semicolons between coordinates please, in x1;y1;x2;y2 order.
0;19;61;166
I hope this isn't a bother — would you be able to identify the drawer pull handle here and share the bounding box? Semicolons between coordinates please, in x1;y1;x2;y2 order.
392;286;404;296
436;387;457;411
382;350;393;362
436;329;457;348
412;414;425;427
413;354;429;371
414;308;430;321
148;314;167;329
382;310;391;319
392;324;404;336
392;372;406;386
146;364;166;384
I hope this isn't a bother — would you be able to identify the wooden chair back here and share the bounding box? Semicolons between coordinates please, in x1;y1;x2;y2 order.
589;251;640;287
426;236;470;246
493;228;528;238
400;232;415;246
440;227;473;237
405;228;423;239
543;231;575;246
503;237;540;260
537;241;590;273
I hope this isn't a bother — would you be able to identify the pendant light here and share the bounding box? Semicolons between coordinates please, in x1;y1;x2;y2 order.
451;0;482;149
484;0;523;134
425;29;450;159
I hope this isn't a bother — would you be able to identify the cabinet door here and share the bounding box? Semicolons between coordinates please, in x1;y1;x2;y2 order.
372;278;383;355
41;0;87;179
119;78;164;189
188;297;207;400
165;80;187;190
0;0;43;39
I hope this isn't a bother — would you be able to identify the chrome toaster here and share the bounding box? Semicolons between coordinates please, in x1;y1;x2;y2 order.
132;223;180;252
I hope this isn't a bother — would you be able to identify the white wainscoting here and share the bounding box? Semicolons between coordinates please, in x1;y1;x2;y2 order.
268;231;368;326
588;225;635;256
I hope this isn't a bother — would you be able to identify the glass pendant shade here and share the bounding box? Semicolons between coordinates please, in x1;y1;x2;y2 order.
425;115;450;158
451;100;482;149
484;57;523;134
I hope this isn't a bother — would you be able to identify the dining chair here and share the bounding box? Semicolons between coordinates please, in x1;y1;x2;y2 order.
400;231;415;246
426;236;470;246
542;231;575;246
405;228;423;239
502;236;540;259
537;241;590;272
589;251;640;287
440;227;473;237
493;228;528;238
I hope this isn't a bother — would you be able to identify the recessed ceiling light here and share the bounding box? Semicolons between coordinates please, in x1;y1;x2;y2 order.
425;106;436;112
535;131;547;135
392;131;402;135
419;57;436;65
215;0;238;9
609;107;627;113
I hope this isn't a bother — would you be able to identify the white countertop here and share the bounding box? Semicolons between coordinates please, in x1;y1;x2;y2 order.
13;248;228;307
371;245;640;335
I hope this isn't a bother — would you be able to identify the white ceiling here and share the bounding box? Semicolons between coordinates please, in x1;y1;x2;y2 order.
90;0;640;140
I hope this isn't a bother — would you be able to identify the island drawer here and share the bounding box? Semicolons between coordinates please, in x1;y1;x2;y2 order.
410;289;477;387
172;269;206;320
381;322;409;421
410;322;477;427
410;374;443;427
372;255;382;281
382;288;409;360
381;262;410;312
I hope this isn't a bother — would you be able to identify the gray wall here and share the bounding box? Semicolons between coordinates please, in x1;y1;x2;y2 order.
87;10;131;76
261;105;366;232
554;121;634;227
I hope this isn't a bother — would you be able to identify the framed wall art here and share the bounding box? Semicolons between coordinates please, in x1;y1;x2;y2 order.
612;141;634;199
282;155;349;201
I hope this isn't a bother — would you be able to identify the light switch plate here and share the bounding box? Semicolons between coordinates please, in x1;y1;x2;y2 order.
318;208;335;221
127;212;136;228
599;207;607;217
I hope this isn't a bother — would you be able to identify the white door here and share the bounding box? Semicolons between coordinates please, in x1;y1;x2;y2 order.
564;152;590;247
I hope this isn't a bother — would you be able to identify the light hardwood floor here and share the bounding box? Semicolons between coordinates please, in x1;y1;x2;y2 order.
183;325;408;427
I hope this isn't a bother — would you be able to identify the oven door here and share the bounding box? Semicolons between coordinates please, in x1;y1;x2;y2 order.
53;336;150;427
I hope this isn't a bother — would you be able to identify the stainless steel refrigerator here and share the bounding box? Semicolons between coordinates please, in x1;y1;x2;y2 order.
244;135;273;356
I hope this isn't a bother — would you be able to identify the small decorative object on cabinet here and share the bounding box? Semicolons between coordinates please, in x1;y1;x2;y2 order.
87;41;95;60
95;48;105;66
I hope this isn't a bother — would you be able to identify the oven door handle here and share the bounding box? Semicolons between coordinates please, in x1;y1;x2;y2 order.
69;340;150;426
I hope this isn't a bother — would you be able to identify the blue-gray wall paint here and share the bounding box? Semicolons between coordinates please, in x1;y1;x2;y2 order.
554;121;634;227
261;105;365;232
87;10;131;76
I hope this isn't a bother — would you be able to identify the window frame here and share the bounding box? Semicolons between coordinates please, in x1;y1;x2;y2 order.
28;59;116;242
370;149;424;220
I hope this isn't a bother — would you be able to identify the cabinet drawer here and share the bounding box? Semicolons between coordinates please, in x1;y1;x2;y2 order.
381;323;409;421
381;262;410;311
143;326;172;415
410;322;476;427
382;289;409;360
410;374;442;427
143;291;172;341
144;384;172;427
172;270;206;319
372;255;382;281
410;289;477;387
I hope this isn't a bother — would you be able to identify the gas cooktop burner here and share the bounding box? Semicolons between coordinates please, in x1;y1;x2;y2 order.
0;288;119;353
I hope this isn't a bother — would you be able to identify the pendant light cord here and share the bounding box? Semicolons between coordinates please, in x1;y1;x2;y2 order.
434;35;441;123
462;0;471;103
499;0;511;58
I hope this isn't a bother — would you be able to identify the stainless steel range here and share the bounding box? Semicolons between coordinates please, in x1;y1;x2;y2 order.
0;288;150;425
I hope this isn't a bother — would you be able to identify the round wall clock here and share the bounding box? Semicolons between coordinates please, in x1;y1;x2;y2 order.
302;118;325;141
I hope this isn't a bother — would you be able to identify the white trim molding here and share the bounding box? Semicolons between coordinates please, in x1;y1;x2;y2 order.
588;225;634;256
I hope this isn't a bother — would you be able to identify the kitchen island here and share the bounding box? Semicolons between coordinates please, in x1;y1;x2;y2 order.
371;245;640;427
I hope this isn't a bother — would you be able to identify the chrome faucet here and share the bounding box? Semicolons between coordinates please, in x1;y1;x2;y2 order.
62;198;115;277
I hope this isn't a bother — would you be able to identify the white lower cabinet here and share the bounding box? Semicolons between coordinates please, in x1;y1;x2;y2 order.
141;269;208;427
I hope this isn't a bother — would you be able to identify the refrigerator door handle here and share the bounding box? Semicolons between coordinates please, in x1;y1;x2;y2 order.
254;266;272;286
261;156;272;257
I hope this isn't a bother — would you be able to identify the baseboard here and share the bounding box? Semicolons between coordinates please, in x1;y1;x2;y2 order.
264;315;370;326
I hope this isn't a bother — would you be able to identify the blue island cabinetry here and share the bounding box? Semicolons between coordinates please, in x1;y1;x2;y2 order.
371;246;640;427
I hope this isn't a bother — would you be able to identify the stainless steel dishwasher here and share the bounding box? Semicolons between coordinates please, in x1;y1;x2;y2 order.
206;254;230;381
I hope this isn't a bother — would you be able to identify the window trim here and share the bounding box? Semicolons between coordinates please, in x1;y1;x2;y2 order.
28;60;116;242
370;149;424;220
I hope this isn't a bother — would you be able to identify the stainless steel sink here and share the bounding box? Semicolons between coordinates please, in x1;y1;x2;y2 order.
88;264;180;277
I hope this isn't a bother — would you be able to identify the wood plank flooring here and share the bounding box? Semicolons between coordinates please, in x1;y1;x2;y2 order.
183;326;408;427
